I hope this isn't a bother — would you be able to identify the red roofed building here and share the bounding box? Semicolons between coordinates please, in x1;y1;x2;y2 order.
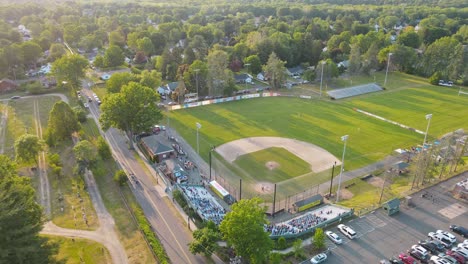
0;79;19;93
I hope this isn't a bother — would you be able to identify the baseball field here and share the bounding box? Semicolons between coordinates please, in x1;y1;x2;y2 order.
168;73;468;199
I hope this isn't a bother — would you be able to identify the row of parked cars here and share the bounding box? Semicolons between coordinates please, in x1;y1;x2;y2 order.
382;225;468;264
310;224;358;263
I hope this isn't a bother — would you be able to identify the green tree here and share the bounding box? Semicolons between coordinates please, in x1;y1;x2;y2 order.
137;37;154;56
47;101;80;142
348;43;361;75
109;31;125;48
207;50;232;96
219;198;272;264
0;155;52;263
73;106;87;123
48;43;66;62
189;221;220;257
303;69;316;83
14;134;43;166
104;45;125;68
106;72;137;93
397;30;421;48
429;72;442;85
313;228;326;250
99;82;163;148
51;54;88;89
113;170;128;186
140;70;162;89
97;137;112;159
244;55;262;75
293;239;304;259
73;140;97;167
263;52;287;90
422;37;464;80
21;41;42;67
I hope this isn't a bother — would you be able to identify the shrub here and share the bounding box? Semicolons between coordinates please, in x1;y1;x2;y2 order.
113;170;128;186
97;137;112;159
429;72;442;85
277;236;287;249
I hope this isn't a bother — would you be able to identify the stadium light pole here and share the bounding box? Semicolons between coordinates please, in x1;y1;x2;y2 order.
423;114;432;147
384;52;392;87
336;135;349;203
196;122;202;154
319;60;326;98
209;146;215;182
194;69;200;100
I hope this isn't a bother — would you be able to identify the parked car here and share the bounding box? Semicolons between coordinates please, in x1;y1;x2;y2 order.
441;255;459;264
408;250;428;263
429;232;454;248
451;225;468;238
430;256;452;264
325;231;343;244
387;258;404;264
337;224;357;239
437;230;458;244
419;240;440;254
446;250;466;264
451;247;468;259
399;253;417;264
310;253;327;264
10;95;21;100
430;240;447;252
84;103;89;108
411;245;428;257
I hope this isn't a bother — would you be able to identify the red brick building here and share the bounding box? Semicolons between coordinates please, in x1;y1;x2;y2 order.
0;79;18;93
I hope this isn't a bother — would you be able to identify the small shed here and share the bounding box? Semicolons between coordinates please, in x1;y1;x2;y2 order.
139;135;175;163
293;194;323;213
382;198;400;215
393;161;410;174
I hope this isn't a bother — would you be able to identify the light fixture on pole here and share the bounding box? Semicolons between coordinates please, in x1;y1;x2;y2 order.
336;135;349;203
194;69;200;100
196;122;202;154
244;63;251;90
423;114;432;147
384;52;392;87
319;60;326;98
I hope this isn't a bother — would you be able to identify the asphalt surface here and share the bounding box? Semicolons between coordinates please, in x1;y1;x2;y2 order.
318;171;468;263
82;82;221;264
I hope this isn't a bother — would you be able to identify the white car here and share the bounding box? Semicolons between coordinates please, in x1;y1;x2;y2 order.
411;245;428;256
310;253;327;264
325;231;342;244
436;230;457;243
84;103;89;108
452;247;468;258
458;242;468;251
337;224;357;239
430;256;451;264
429;232;453;247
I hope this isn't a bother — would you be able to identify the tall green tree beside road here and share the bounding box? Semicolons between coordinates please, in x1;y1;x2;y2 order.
219;198;273;264
106;72;137;93
0;155;52;264
46;101;80;142
15;134;43;165
189;221;220;257
51;54;88;89
263;52;287;90
99;82;163;147
104;45;125;68
313;228;326;250
73;140;97;167
244;55;262;75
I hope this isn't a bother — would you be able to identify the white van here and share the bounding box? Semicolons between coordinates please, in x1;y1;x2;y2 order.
337;224;357;239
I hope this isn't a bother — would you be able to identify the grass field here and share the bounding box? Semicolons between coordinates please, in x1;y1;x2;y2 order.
169;73;468;199
234;147;311;183
44;235;111;264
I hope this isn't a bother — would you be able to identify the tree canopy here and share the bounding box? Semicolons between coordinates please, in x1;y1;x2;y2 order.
46;101;80;142
219;198;273;264
14;134;43;165
51;54;88;89
99;82;163;141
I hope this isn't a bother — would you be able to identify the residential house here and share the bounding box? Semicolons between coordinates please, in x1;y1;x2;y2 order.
166;82;180;93
234;73;252;84
287;66;304;77
0;79;18;93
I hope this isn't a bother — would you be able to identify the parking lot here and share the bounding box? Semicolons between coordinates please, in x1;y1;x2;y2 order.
322;172;468;263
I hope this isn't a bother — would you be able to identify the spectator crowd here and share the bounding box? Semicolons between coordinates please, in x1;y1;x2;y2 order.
179;185;226;225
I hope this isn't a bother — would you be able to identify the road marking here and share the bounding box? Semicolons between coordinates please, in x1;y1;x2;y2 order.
438;203;467;219
366;214;387;228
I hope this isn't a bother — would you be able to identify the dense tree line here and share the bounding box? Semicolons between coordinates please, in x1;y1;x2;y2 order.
0;0;466;90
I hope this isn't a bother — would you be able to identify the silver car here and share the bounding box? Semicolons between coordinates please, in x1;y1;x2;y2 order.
325;231;343;244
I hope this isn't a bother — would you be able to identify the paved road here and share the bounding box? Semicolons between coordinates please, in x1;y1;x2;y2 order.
82;82;219;264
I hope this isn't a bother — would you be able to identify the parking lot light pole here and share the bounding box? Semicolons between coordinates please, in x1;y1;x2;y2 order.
336;135;349;203
320;60;326;98
196;122;202;154
384;52;393;87
423;114;432;147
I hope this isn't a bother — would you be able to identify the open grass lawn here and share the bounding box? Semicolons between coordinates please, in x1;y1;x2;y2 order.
44;235;111;264
234;147;311;183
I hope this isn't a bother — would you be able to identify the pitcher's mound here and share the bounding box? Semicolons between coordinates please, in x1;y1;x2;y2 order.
265;161;280;171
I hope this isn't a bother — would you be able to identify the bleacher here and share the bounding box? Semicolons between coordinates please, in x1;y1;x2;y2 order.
327;83;383;99
179;185;226;225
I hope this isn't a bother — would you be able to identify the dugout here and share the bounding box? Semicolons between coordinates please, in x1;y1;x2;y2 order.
293;194;323;213
382;198;400;216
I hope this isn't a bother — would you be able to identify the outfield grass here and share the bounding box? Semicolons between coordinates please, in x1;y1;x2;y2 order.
234;147;311;183
44;235;111;264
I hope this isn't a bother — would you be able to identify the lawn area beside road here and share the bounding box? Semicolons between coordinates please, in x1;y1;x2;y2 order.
234;147;311;183
43;235;111;264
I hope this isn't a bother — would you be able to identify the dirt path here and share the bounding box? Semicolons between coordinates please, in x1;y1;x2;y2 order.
34;99;51;217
